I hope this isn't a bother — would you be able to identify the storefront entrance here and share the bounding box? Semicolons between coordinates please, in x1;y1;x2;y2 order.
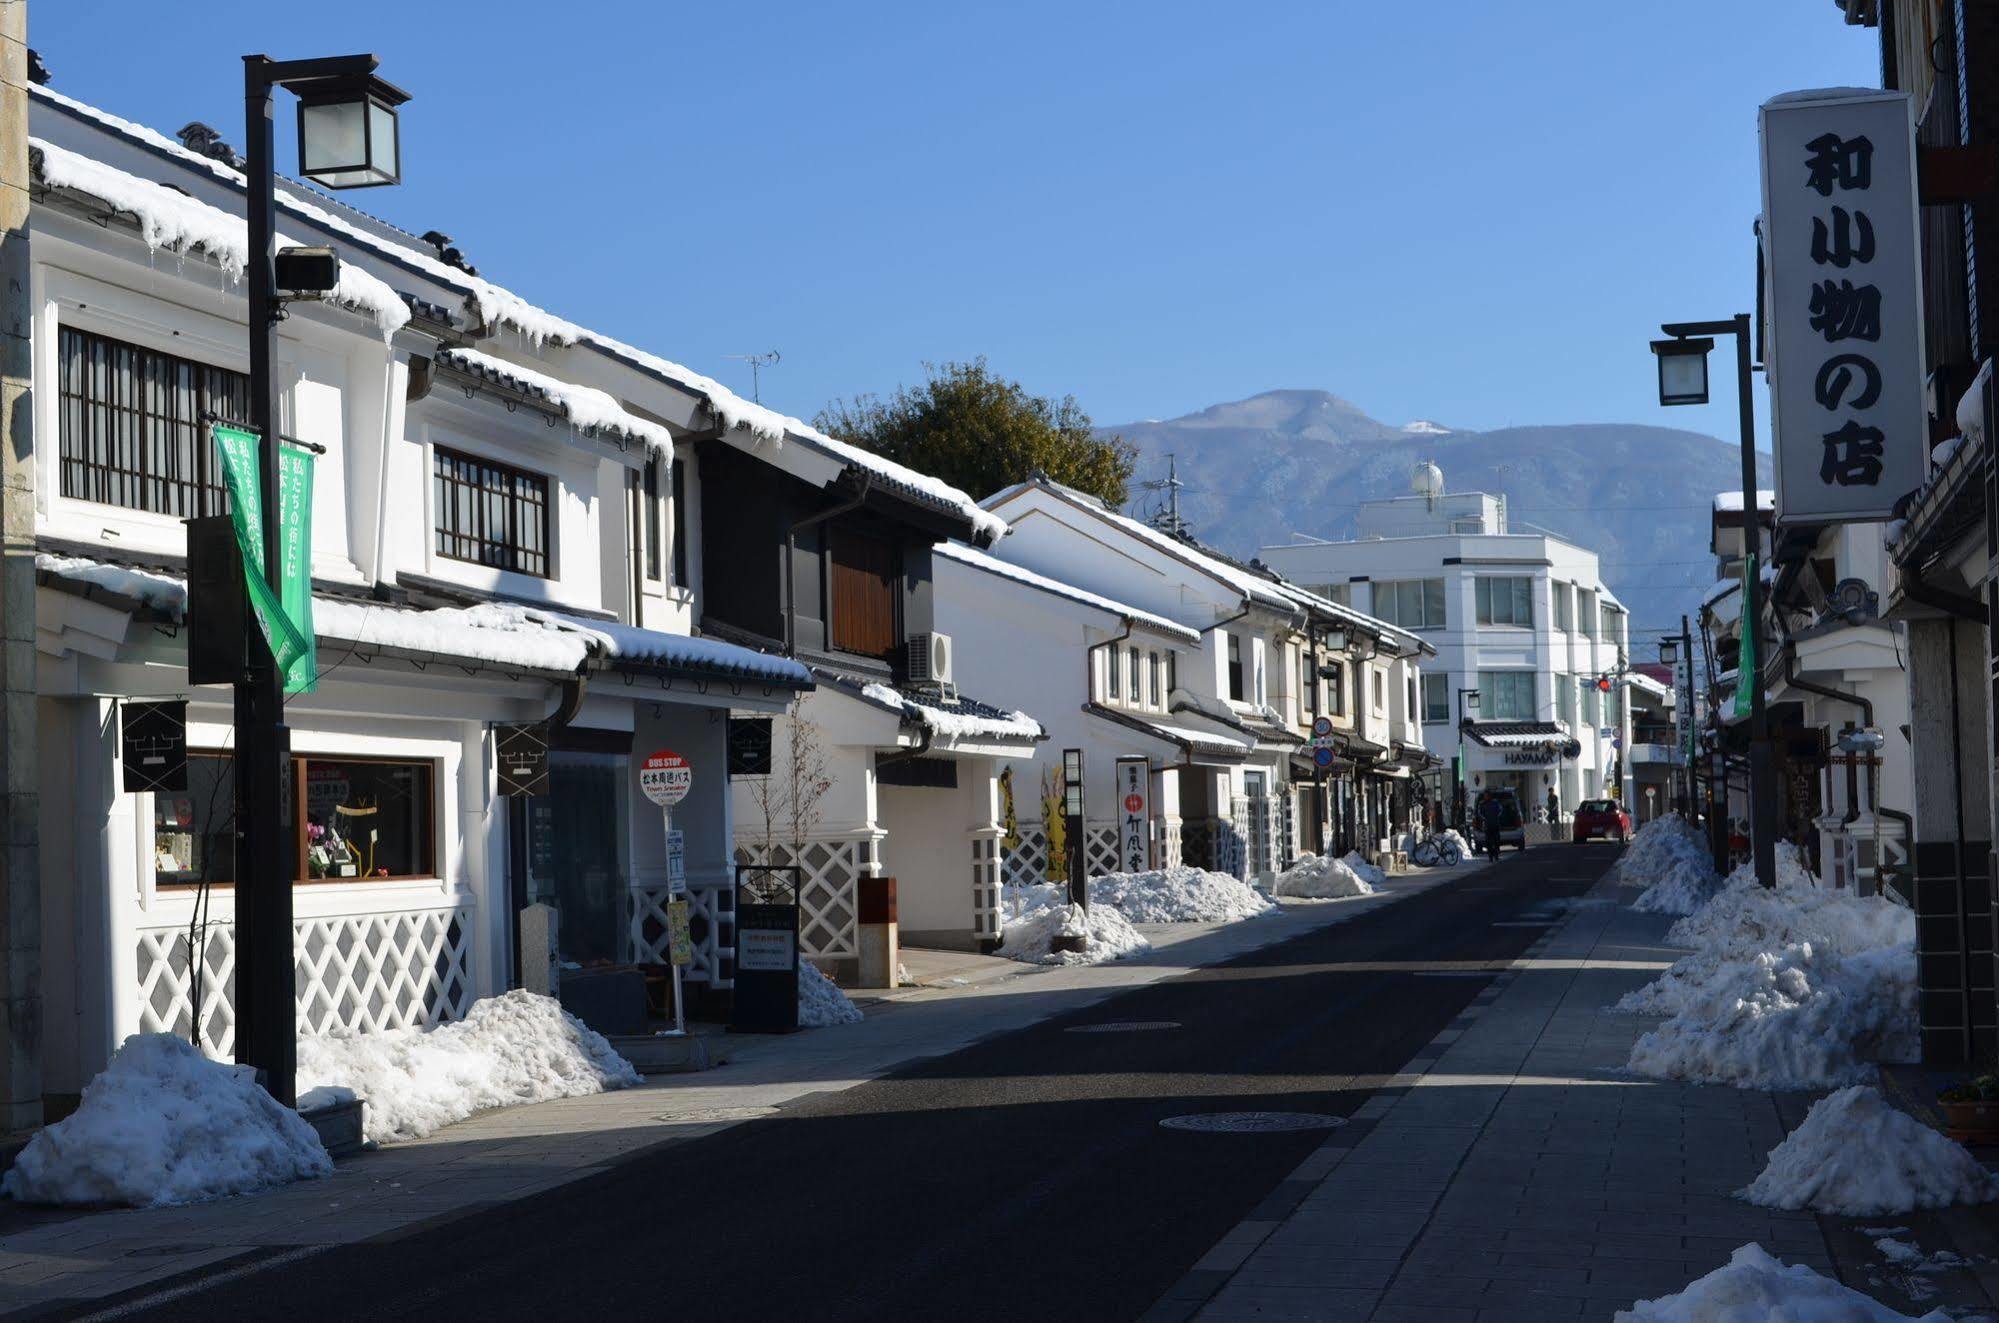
510;749;632;975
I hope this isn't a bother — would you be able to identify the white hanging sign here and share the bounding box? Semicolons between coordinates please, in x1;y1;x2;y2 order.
1760;88;1926;525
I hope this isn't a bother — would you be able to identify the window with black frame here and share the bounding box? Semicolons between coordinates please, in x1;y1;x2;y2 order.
57;326;250;518
433;445;552;577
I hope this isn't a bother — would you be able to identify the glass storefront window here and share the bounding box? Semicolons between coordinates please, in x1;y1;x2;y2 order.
152;750;437;886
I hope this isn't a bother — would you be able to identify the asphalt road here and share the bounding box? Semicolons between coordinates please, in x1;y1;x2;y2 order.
107;843;1620;1323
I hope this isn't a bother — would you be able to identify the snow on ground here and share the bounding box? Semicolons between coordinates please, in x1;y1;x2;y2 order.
1087;866;1277;924
3;1034;331;1207
1616;815;1723;916
1619;847;1918;1090
1873;1237;1966;1271
798;961;864;1027
1614;1243;1949;1321
296;990;639;1144
996;892;1152;966
1738;1086;1998;1216
1340;851;1388;887
1273;853;1376;899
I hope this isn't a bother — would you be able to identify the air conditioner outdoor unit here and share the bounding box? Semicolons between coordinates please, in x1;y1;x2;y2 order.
907;631;955;689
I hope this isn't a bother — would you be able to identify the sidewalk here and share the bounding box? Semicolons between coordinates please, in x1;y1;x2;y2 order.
1156;873;1999;1322
0;859;1478;1318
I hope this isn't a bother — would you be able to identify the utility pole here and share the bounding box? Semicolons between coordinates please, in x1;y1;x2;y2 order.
0;0;41;1134
1680;614;1695;818
1141;455;1188;539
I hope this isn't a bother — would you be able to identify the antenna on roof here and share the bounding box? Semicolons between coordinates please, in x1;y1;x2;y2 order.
1138;453;1191;539
723;350;781;403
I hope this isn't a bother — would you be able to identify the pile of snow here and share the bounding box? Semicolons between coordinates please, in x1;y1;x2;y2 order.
798;961;864;1027
996;896;1152;966
296;990;639;1144
1619;848;1918;1090
1615;1243;1948;1321
1273;853;1376;899
3;1034;331;1207
1616;816;1723;916
1739;1086;1998;1215
1340;851;1387;887
1088;867;1277;924
1874;1236;1966;1272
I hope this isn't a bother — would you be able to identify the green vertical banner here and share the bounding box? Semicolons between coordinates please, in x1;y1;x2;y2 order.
211;424;317;693
1732;553;1756;721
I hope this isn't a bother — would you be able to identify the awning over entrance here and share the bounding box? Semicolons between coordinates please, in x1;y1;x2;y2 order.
1083;702;1254;765
1462;721;1580;754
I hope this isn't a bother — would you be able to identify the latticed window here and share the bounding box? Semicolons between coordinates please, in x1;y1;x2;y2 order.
433;445;552;577
58;326;250;517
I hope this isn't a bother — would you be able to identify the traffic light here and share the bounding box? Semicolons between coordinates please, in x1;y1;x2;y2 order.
1595;675;1613;693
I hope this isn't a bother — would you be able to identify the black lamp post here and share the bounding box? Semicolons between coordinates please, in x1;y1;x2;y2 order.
234;54;408;1108
1649;314;1776;891
1455;687;1479;828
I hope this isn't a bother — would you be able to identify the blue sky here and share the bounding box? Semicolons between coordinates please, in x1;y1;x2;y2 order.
33;1;1876;442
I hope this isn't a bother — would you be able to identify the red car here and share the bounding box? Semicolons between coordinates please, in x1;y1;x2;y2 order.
1572;798;1632;843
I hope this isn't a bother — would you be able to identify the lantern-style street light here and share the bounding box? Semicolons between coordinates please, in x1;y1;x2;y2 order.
231;54;409;1110
1658;637;1680;666
1650;335;1714;406
1646;314;1776;891
295;69;409;189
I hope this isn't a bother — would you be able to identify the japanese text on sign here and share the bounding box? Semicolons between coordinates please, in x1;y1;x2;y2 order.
639;750;692;807
1115;757;1150;873
1760;89;1924;524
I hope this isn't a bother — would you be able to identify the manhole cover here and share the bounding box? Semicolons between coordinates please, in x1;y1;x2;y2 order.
655;1106;780;1124
1159;1111;1348;1134
1065;1021;1182;1034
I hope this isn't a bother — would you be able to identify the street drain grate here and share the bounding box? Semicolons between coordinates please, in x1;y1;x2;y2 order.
656;1106;781;1124
1159;1111;1348;1134
1065;1021;1182;1034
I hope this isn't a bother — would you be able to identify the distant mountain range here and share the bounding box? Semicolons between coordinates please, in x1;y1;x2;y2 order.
1099;389;1769;641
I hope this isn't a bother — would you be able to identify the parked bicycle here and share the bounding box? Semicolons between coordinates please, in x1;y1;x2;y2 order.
1409;830;1464;867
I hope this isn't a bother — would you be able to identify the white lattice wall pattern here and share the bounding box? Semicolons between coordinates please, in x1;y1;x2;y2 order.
1161;818;1183;869
971;835;1001;942
628;882;735;987
136;907;475;1058
1003;825;1050;887
1084;823;1119;878
735;837;866;960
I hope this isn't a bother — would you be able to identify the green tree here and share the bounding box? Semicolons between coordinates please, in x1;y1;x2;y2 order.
817;359;1136;509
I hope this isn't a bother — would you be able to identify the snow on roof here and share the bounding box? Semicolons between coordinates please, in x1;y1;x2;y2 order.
1713;490;1776;513
31;138;410;338
1701;577;1742;609
32;84;1005;544
1626;670;1674;700
439;348;673;452
934;541;1200;642
859;682;1043;744
983;479;1420;650
36;555;809;685
37;553;189;620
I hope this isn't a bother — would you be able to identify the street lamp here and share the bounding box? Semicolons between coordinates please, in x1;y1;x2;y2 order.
1454;687;1480;828
1650;336;1714;406
231;54;409;1110
295;70;408;189
1648;314;1776;891
1658;638;1679;667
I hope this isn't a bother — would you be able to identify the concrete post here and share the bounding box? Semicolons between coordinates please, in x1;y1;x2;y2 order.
0;4;40;1133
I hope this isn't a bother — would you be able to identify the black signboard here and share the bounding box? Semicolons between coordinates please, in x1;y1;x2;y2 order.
731;864;800;1033
727;717;773;777
495;723;549;797
120;700;188;792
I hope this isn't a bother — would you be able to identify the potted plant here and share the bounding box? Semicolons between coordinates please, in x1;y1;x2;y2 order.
1937;1075;1999;1142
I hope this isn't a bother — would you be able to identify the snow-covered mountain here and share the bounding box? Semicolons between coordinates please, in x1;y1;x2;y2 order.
1103;389;1766;640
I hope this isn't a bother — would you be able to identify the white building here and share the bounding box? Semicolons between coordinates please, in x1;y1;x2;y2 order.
1260;464;1632;822
975;479;1431;884
19;79;1036;1098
